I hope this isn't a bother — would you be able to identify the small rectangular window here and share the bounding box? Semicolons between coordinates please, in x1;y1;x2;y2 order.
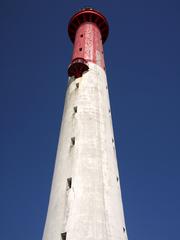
61;232;67;240
67;177;72;190
76;83;79;88
74;106;77;113
71;137;75;146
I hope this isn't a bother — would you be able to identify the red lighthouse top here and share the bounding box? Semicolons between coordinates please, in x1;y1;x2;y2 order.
68;8;109;78
68;7;109;44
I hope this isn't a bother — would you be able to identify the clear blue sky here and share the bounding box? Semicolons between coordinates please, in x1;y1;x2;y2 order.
1;0;179;239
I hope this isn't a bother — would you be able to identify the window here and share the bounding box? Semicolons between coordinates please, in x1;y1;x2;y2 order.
67;177;72;190
80;34;83;37
116;176;119;182
76;82;79;88
71;137;75;146
61;232;67;240
74;106;77;113
123;227;126;233
79;47;82;51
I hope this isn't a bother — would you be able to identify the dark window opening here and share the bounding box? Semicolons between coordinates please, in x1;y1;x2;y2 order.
112;138;114;143
123;227;126;232
67;177;72;189
74;106;77;113
61;232;67;240
79;47;82;51
76;82;79;88
71;137;75;146
116;176;119;182
80;34;83;37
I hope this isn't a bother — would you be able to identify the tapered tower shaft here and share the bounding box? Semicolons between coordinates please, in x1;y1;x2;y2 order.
43;8;128;240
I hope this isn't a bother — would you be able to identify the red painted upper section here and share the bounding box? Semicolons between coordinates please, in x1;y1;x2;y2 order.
68;8;108;70
71;22;105;69
68;8;109;44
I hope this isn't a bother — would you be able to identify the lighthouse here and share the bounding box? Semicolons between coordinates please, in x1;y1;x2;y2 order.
43;7;128;240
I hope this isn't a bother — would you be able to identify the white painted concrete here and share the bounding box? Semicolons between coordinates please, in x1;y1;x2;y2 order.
43;62;128;240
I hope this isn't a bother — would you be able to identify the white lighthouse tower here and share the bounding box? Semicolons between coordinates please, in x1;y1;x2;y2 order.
43;7;128;240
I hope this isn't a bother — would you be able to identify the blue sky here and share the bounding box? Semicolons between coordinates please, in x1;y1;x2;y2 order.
0;0;180;239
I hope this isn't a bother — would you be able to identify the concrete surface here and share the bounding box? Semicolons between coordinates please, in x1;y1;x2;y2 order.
43;62;128;240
